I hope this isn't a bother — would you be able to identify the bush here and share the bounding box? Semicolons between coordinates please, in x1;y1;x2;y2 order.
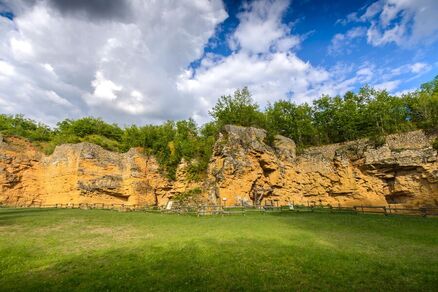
369;134;386;148
82;135;122;152
433;138;438;151
173;188;202;205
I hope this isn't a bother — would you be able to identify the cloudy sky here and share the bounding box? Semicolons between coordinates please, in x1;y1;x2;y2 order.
0;0;437;126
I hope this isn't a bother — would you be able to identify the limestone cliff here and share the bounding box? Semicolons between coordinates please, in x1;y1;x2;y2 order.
0;126;437;207
207;125;438;207
0;137;181;206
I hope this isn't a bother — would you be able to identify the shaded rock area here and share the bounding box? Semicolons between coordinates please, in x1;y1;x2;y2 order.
0;127;437;207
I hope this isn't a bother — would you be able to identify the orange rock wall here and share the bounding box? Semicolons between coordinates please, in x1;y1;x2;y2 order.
0;139;179;206
1;127;437;208
207;126;438;207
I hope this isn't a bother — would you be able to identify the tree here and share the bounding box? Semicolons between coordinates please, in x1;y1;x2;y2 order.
209;87;265;129
365;89;412;136
0;114;52;141
266;101;317;146
57;117;123;141
406;76;438;130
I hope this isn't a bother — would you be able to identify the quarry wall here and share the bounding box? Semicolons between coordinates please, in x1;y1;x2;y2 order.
1;126;437;207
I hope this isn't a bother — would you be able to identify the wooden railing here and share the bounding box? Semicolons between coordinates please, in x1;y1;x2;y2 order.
2;202;438;217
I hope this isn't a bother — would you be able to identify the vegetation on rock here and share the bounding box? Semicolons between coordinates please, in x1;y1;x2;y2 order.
433;138;438;151
172;187;203;205
1;76;437;179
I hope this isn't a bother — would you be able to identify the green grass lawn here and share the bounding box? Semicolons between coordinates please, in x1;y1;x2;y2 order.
0;208;437;291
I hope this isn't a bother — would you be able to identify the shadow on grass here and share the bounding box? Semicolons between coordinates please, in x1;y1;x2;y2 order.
0;208;60;225
1;237;437;291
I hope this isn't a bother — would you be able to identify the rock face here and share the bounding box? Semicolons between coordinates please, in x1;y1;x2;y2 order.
0;139;187;206
0;126;437;207
207;126;438;207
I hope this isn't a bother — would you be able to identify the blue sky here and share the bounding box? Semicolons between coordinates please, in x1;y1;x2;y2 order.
195;0;438;96
0;0;437;125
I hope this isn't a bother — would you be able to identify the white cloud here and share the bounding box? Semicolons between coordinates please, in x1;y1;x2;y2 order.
45;90;74;107
328;26;367;55
356;65;374;82
10;37;34;59
361;1;384;21
1;0;433;128
373;79;401;91
409;62;430;74
0;60;15;77
42;63;54;73
343;0;438;47
229;0;300;53
88;71;123;104
394;87;417;96
0;0;227;125
387;62;431;78
178;51;332;110
180;0;432;124
178;0;369;123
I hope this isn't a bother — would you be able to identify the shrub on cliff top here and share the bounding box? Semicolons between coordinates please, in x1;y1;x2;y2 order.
2;75;438;180
0;114;52;142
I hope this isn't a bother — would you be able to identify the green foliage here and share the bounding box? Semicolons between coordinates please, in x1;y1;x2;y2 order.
209;87;266;129
266;101;317;146
433;138;438;151
81;135;122;152
57;117;123;141
172;188;202;205
266;79;438;148
369;134;386;148
2;76;438;179
0;114;52;141
121;120;216;180
405;76;438;130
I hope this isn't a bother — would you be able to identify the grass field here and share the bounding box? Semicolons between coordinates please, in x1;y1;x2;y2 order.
0;208;437;291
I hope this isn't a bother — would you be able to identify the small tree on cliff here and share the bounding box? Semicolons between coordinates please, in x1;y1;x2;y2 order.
209;87;266;129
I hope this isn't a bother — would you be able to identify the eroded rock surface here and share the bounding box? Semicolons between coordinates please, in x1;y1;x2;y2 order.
207;126;438;207
0;140;181;206
0;126;437;207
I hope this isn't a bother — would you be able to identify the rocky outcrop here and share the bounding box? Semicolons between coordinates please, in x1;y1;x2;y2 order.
1;126;437;207
207;126;438;207
0;139;194;206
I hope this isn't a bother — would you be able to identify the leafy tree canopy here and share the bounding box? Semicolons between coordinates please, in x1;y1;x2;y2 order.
1;75;437;179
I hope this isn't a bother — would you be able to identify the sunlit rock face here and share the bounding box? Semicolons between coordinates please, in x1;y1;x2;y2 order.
0;127;437;207
207;126;438;207
0;139;177;206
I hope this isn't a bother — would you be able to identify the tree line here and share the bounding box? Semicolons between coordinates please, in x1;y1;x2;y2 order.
1;76;437;179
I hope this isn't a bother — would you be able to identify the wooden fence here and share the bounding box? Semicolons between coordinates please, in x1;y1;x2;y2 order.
1;202;438;217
